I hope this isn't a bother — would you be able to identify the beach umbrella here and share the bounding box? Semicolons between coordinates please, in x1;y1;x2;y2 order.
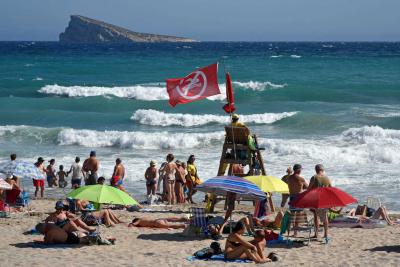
289;187;357;209
0;161;45;180
67;184;138;205
196;176;266;200
244;175;289;194
0;178;12;190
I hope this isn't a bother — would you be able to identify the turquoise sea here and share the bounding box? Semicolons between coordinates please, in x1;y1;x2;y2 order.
1;42;399;209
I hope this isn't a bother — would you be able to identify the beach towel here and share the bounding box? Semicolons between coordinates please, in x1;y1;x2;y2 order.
186;254;252;263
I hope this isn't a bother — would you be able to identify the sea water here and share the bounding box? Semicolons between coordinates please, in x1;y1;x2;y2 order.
0;42;399;209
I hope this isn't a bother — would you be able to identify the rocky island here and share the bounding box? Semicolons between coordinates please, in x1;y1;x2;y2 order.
59;15;196;43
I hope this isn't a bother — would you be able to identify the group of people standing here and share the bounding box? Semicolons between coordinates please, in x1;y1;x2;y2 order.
31;151;126;198
144;154;201;205
281;163;332;240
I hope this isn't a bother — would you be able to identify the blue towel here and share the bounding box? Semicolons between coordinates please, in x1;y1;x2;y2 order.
187;254;252;263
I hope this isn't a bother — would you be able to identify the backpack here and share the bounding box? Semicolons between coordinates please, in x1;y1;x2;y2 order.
193;242;222;259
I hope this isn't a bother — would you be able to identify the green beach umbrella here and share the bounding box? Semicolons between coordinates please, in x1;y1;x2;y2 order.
67;184;138;205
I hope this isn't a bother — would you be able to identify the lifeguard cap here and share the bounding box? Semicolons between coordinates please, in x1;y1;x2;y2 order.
232;114;239;119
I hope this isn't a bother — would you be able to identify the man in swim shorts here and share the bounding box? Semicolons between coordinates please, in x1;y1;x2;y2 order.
111;158;126;191
288;164;308;207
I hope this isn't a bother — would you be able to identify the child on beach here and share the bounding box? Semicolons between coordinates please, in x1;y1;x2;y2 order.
57;165;68;188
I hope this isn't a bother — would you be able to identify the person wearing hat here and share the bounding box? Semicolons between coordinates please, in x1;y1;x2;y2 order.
144;160;158;196
82;151;99;185
67;156;84;188
287;164;308;205
231;114;247;128
308;164;332;242
46;159;58;188
33;157;47;198
45;200;96;234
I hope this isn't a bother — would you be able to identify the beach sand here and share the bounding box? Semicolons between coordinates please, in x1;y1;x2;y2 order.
1;199;399;267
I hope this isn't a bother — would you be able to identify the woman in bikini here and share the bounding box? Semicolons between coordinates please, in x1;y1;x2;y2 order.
45;201;96;234
224;221;270;263
164;154;178;205
76;199;122;227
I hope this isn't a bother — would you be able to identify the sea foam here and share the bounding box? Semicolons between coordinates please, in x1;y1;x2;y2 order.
39;80;288;100
131;109;297;127
259;125;400;165
57;128;225;149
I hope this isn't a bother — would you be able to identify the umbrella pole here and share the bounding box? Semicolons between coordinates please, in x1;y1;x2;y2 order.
268;193;275;212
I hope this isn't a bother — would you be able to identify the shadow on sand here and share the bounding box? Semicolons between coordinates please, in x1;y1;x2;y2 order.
10;242;80;249
365;245;400;253
137;232;204;242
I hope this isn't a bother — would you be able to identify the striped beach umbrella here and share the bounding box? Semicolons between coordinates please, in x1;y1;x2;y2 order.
0;161;45;180
196;176;266;200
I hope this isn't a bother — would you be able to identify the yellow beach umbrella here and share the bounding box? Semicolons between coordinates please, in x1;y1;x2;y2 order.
244;175;289;194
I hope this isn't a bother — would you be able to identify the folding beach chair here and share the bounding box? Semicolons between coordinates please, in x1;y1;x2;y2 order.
189;207;209;236
366;197;382;210
281;209;313;245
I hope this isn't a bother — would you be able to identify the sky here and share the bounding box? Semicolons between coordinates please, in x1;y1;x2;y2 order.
1;0;399;41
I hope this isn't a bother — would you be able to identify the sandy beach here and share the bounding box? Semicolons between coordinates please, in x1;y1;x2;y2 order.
1;199;399;267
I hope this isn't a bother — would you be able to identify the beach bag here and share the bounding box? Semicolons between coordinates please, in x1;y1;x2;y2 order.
193;242;222;259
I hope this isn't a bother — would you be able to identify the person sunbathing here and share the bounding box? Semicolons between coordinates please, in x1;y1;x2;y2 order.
330;206;395;225
128;217;188;229
224;222;270;263
45;201;96;234
76;199;122;227
35;223;114;245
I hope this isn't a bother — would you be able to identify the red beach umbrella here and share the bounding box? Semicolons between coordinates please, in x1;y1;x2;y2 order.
289;187;357;209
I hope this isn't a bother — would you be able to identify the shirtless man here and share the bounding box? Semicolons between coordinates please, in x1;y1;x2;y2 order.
35;223;114;245
82;151;99;185
128;217;188;229
287;164;308;205
111;158;125;191
164;154;178;205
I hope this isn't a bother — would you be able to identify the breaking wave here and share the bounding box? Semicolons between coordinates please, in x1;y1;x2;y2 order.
57;129;224;149
259;125;400;165
131;109;297;127
38;80;288;100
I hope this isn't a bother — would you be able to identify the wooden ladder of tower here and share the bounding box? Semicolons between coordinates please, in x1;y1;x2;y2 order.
209;126;275;212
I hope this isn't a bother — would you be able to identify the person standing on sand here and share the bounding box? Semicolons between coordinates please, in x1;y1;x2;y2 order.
67;156;84;188
144;160;158;196
82;151;99;185
164;154;178;205
280;166;293;208
46;159;58;187
174;160;186;204
287;164;308;205
111;158;126;191
308;164;331;242
33;157;46;198
186;155;201;204
158;160;168;201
